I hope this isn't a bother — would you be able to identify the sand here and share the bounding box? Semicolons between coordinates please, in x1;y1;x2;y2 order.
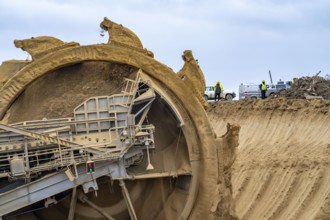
207;99;330;220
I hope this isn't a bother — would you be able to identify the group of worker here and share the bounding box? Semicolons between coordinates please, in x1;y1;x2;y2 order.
213;79;271;101
213;77;298;101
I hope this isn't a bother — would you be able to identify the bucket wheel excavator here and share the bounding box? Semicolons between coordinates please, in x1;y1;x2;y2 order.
0;18;237;220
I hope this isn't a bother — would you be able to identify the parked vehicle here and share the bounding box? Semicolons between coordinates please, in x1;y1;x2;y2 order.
239;83;277;100
204;86;236;101
275;80;292;91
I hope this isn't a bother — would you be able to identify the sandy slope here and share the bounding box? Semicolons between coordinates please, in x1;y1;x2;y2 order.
208;99;330;220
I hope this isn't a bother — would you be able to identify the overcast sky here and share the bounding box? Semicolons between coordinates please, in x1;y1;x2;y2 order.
1;0;330;93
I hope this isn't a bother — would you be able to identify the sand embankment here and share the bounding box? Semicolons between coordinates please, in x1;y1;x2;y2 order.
208;99;330;220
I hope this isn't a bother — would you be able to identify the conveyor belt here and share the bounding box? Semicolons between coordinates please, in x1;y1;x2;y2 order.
0;161;123;217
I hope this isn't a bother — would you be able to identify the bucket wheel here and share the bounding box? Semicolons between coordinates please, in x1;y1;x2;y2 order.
0;18;222;220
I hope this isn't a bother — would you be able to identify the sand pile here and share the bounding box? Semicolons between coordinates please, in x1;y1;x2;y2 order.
208;99;330;220
278;76;330;99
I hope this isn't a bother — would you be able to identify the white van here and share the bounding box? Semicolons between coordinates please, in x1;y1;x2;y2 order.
239;83;277;100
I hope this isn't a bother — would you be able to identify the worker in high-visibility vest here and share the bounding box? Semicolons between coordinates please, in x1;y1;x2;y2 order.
292;77;297;85
259;80;267;99
213;81;224;101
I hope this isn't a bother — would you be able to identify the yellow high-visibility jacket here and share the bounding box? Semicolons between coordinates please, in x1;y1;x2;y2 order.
213;81;224;93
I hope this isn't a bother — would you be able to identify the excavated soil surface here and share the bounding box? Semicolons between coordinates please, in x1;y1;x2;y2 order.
207;99;330;220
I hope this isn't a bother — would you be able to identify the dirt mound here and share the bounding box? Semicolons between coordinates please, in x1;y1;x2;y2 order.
278;76;330;99
207;99;330;220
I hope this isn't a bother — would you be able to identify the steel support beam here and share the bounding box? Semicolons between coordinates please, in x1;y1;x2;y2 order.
67;187;77;220
119;179;137;220
78;191;116;220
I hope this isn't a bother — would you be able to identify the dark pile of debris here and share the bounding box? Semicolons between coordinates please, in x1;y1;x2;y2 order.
278;76;330;99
